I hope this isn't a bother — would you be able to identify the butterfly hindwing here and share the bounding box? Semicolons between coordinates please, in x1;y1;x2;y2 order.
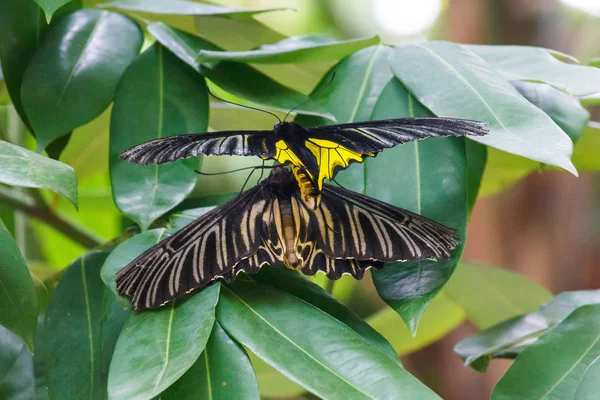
116;185;269;309
313;183;460;262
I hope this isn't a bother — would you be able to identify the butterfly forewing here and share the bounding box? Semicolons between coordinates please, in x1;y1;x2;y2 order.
119;130;277;165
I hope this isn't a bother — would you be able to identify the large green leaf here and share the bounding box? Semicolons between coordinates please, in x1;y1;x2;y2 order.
0;0;46;132
218;281;440;400
0;326;35;399
465;140;487;214
445;263;553;329
573;122;600;171
33;0;73;23
148;23;333;119
0;218;37;352
0;140;78;207
100;0;287;17
492;304;600;400
162;322;259;399
21;9;142;152
195;34;380;64
110;43;207;230
368;78;467;334
108;284;220;400
367;290;465;356
101;228;174;303
45;250;112;399
249;267;398;361
455;290;600;371
249;353;305;398
467;45;600;96
390;41;576;174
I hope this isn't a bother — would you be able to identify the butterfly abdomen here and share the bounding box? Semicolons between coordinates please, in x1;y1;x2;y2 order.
278;199;302;269
291;165;321;210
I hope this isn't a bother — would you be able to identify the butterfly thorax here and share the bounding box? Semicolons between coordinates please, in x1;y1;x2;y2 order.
272;122;321;184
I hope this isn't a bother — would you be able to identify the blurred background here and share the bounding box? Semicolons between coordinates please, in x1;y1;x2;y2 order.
2;0;599;398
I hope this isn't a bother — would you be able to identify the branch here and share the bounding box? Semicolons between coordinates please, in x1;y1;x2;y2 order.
0;185;103;249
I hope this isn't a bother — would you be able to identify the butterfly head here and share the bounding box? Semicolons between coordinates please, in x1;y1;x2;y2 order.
274;121;304;138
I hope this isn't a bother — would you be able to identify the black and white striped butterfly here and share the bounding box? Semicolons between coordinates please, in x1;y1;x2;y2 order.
116;166;459;310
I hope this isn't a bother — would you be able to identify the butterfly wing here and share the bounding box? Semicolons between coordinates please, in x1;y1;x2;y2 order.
119;130;277;165
303;117;488;185
313;183;460;262
116;184;271;309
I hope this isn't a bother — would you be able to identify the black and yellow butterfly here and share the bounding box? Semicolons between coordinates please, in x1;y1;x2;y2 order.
120;117;488;208
116;166;459;310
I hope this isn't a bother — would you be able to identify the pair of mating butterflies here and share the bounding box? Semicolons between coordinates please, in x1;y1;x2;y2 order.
118;116;488;309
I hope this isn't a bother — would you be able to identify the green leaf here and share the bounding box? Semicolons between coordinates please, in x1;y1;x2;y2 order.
108;283;220;400
0;218;37;352
467;45;600;96
512;81;589;142
492;304;600;400
455;314;548;372
0;325;35;399
100;0;288;17
465;140;487;214
368;78;467;334
249;267;398;361
0;140;78;207
367;290;465;355
45;250;112;399
162;322;259;399
218;281;440;400
575;355;600;400
195;34;380;64
455;290;600;371
0;0;46;132
148;23;333;119
21;9;143;152
110;43;207;230
101;228;174;303
390;41;576;174
573;122;600;171
32;0;73;23
445;262;553;329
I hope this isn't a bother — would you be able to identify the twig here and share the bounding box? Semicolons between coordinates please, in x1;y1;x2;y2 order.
0;185;103;249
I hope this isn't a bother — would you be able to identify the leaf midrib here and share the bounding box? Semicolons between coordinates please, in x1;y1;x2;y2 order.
224;286;376;400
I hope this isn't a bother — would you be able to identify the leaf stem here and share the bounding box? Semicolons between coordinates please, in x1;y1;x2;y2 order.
0;185;103;249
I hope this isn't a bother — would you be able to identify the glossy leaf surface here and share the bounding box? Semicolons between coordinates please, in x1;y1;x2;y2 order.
0;0;46;132
100;0;287;17
33;0;73;22
249;267;398;361
148;23;333;119
0;326;35;399
110;43;207;229
196;34;379;64
493;304;600;400
162;322;259;400
368;78;467;333
218;281;440;399
45;251;112;399
108;284;220;400
0;140;78;207
0;218;37;352
391;41;576;174
21;9;143;151
575;356;600;400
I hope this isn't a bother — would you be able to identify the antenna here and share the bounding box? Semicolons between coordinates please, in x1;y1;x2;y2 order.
206;86;282;123
283;71;336;122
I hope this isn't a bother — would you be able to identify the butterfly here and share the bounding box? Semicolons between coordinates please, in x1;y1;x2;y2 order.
119;117;488;209
116;166;459;310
